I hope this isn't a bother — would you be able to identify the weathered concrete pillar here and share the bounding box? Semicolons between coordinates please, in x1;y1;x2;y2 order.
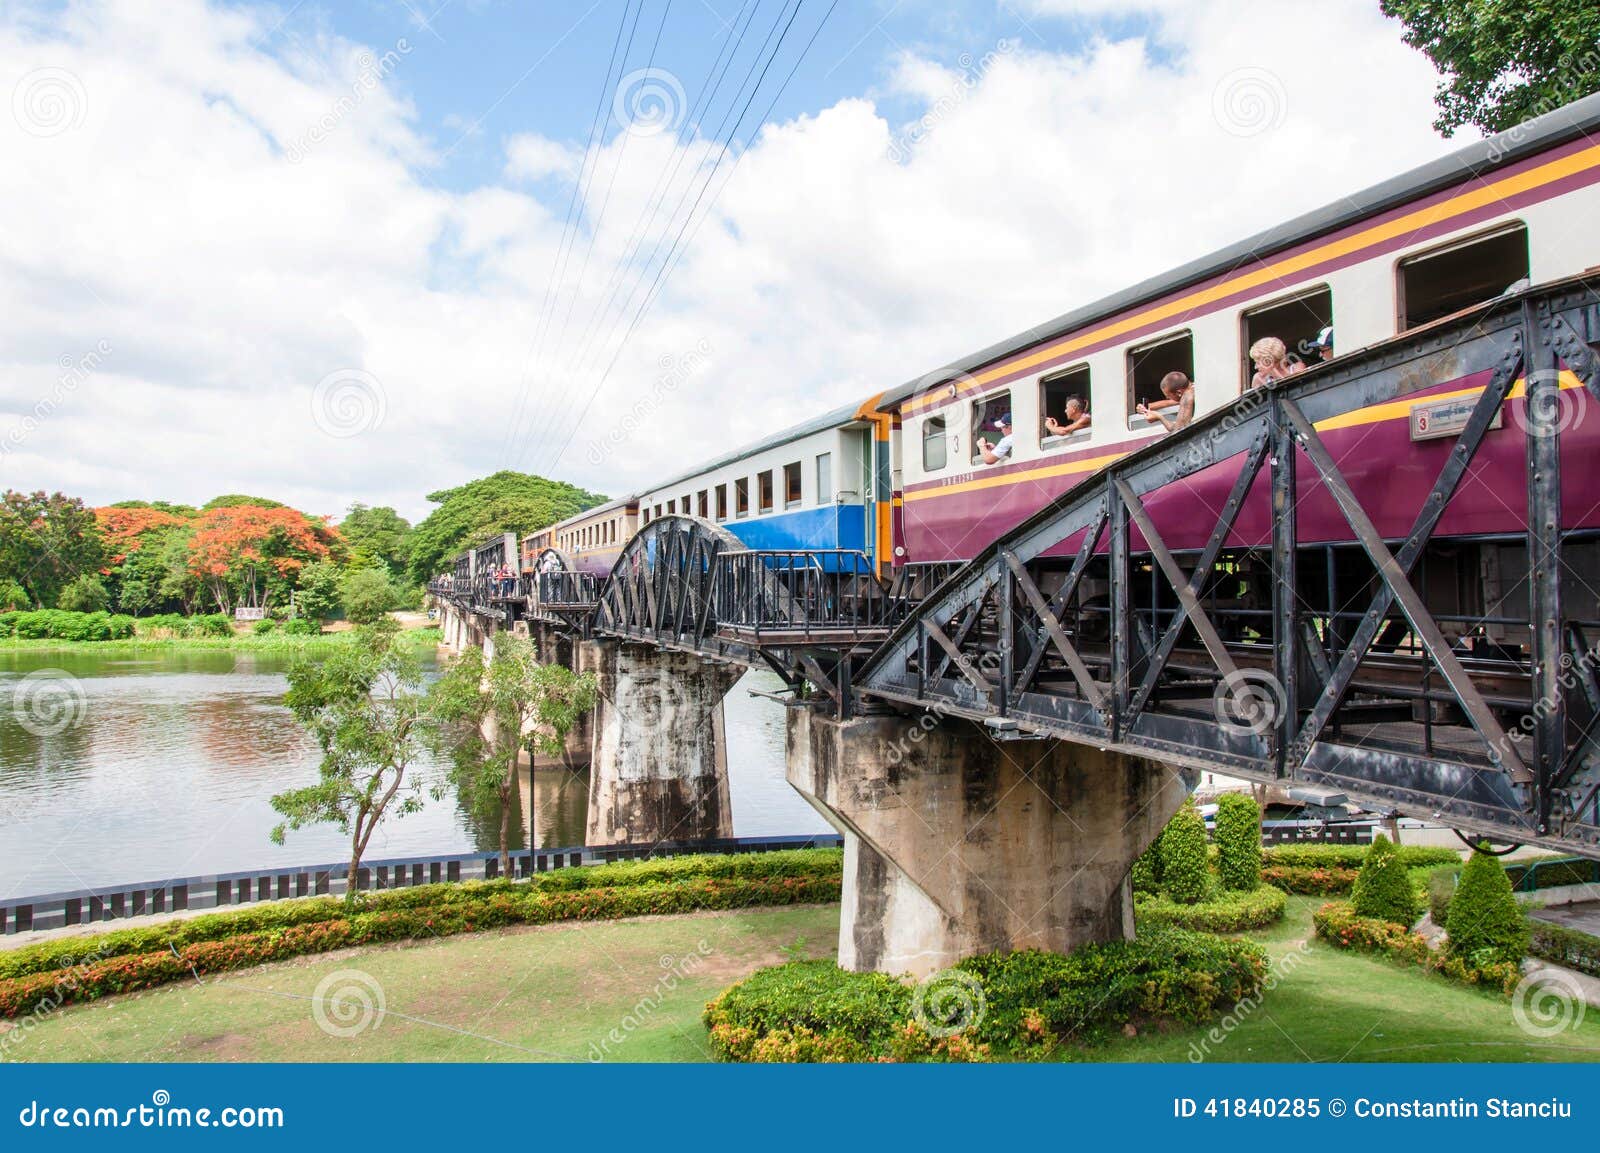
585;641;740;845
787;709;1194;978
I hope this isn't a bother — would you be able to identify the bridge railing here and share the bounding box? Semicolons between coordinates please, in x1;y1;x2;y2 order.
535;570;603;609
712;550;893;640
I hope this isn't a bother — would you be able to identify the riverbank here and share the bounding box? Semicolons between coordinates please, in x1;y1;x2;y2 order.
0;624;441;656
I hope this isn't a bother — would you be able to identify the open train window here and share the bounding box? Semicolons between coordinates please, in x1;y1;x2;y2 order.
816;453;832;502
758;470;774;513
1040;365;1091;449
783;461;802;507
681;494;690;513
735;478;749;518
715;484;728;520
1398;222;1528;331
922;414;947;472
697;490;708;518
1127;331;1193;430
666;499;676;515
1241;286;1332;388
970;391;1011;464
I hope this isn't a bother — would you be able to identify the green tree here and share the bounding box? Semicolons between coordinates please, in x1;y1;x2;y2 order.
0;579;30;611
339;503;414;579
294;561;343;627
1159;800;1210;905
57;573;110;613
0;490;105;609
1213;793;1262;891
1383;0;1600;135
1445;847;1530;965
342;567;396;625
269;623;439;902
431;635;599;877
407;471;607;584
1350;834;1419;926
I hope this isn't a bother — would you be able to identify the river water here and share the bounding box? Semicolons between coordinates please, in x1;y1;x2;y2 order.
0;647;830;899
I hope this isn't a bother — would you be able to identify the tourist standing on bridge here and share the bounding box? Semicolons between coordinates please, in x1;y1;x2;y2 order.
976;413;1015;465
1045;397;1091;436
1247;336;1305;390
1138;373;1195;433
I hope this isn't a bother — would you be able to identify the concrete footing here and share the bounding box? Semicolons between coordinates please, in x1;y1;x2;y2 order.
585;641;740;845
787;709;1193;977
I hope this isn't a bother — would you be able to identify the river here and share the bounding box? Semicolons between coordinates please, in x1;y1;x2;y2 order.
0;646;831;899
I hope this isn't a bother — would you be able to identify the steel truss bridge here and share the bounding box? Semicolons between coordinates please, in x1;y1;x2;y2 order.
430;279;1600;857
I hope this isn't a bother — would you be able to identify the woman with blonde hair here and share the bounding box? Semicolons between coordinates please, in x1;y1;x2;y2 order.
1248;335;1304;390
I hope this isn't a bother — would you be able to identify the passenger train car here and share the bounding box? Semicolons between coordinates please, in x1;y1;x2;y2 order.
521;498;640;577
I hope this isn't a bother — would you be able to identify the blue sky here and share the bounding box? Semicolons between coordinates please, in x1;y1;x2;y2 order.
265;0;1158;192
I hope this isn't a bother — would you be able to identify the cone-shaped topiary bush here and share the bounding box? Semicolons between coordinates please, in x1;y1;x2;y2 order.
1160;800;1210;905
1445;847;1529;966
1349;834;1418;926
1130;842;1161;895
1214;793;1262;891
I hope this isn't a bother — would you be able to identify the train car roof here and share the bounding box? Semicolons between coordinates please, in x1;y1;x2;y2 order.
874;90;1600;413
539;494;639;537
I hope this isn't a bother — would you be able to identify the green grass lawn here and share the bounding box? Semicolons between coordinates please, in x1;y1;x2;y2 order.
7;896;1599;1063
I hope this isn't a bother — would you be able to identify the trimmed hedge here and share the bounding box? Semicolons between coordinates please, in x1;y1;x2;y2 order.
1350;835;1420;927
1260;844;1461;869
1214;794;1262;891
1261;864;1361;895
1160;801;1211;904
704;926;1268;1062
1445;850;1530;967
1529;920;1600;978
0;849;842;989
1135;884;1286;932
1313;900;1522;995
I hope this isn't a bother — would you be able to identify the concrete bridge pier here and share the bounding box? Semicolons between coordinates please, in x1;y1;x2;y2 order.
786;709;1194;978
527;623;594;768
585;641;740;845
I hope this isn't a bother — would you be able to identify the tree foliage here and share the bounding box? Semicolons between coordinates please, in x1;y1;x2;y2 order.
341;567;396;624
293;561;343;626
270;623;440;899
1213;793;1262;891
0;491;105;611
1382;0;1600;135
407;471;607;584
338;503;413;579
1159;800;1211;905
1350;834;1419;926
186;504;341;613
57;573;109;613
430;635;599;876
1445;848;1530;964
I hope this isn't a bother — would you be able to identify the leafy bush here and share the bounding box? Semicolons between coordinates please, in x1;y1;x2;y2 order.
1445;850;1530;966
1136;884;1286;932
1213;793;1262;890
1160;801;1211;904
1528;919;1600;978
342;568;396;625
1262;864;1361;894
251;618;278;635
1130;843;1161;895
1312;900;1433;965
56;574;109;613
1427;866;1457;923
192;613;234;637
1260;843;1460;869
0;580;29;611
0;609;135;641
705;927;1268;1062
282;617;321;636
1350;834;1419;926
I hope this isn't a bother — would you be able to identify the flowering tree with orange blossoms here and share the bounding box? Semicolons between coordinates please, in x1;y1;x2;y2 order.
94;505;191;566
186;505;343;613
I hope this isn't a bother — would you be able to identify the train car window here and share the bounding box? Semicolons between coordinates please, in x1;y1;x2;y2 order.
816;453;832;502
716;484;728;520
681;494;690;512
1240;286;1331;388
654;504;662;520
1039;366;1091;449
735;478;749;518
784;462;802;507
758;470;774;513
1398;222;1528;330
667;499;676;515
1127;331;1194;430
970;391;1011;464
922;415;947;471
697;490;708;518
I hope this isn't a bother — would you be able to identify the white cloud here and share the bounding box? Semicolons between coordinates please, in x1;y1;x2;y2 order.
0;0;1461;530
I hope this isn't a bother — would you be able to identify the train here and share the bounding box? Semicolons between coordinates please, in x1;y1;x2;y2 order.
467;90;1600;626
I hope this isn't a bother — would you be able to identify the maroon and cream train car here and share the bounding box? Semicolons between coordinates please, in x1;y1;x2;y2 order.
876;92;1600;630
522;498;640;579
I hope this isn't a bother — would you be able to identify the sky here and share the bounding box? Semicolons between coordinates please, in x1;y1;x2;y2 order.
0;0;1473;524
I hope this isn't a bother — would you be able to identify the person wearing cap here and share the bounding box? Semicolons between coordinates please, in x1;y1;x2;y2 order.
1306;326;1334;363
977;413;1014;465
1247;335;1305;390
1138;372;1195;433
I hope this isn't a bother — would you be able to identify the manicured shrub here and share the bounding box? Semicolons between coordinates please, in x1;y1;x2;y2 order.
1261;843;1460;869
1528;920;1600;978
1136;884;1286;932
1262;863;1361;895
1427;866;1456;923
1312;900;1433;964
1213;793;1262;890
1350;834;1419;926
1160;800;1210;904
1445;849;1530;966
1129;842;1161;895
705;927;1268;1062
